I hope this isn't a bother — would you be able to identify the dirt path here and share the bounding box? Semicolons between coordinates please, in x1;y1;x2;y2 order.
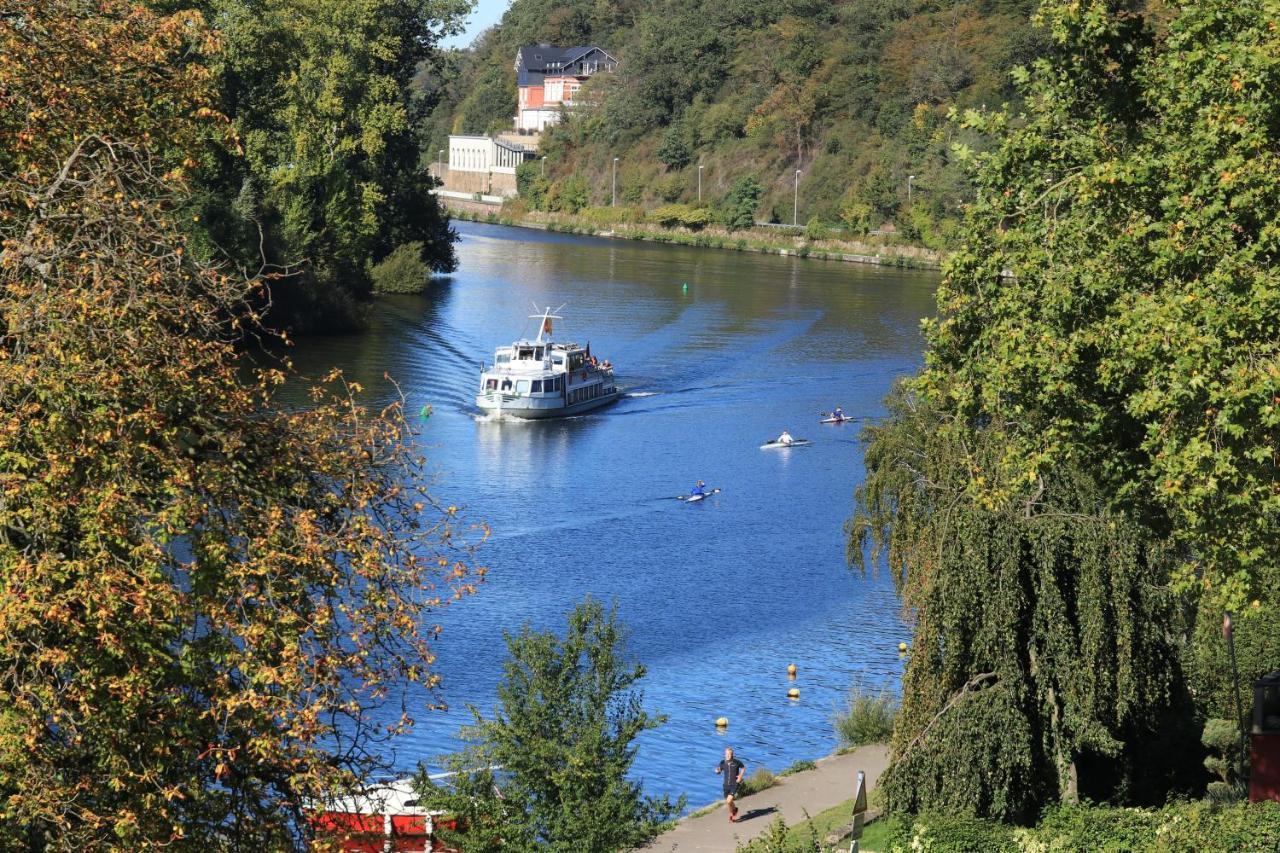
637;744;889;852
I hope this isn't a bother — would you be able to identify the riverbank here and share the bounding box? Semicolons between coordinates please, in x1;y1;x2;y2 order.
444;203;943;271
638;743;890;852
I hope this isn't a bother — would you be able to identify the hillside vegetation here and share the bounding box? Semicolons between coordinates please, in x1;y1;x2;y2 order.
423;0;1045;248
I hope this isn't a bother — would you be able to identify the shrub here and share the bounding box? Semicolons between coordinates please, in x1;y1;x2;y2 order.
1030;801;1280;852
737;766;777;797
781;759;817;776
717;176;763;231
515;161;550;210
369;241;428;294
679;206;713;230
736;814;821;852
547;173;588;213
804;217;830;241
833;685;898;748
655;172;686;202
879;812;1018;853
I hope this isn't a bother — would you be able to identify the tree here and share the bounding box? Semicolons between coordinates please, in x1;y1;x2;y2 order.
852;0;1280;822
0;3;479;846
192;0;468;331
851;393;1197;821
418;599;681;852
656;114;693;170
717;176;763;231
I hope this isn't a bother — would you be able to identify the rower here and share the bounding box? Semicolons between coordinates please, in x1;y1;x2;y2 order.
691;480;706;497
832;406;845;421
777;429;794;445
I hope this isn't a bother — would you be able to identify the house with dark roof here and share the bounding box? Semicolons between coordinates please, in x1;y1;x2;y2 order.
514;44;617;132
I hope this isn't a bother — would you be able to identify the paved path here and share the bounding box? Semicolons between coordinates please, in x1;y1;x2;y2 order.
637;744;889;852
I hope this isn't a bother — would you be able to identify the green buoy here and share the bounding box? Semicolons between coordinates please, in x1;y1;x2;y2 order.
682;282;689;294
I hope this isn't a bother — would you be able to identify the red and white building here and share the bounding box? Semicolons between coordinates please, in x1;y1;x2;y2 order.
514;44;617;132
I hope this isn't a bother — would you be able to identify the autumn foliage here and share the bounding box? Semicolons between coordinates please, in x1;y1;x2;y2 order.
1;2;478;847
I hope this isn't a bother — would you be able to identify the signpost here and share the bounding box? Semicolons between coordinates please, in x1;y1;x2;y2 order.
849;770;867;853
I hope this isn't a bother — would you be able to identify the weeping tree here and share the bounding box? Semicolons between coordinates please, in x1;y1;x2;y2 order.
851;393;1195;821
851;0;1280;822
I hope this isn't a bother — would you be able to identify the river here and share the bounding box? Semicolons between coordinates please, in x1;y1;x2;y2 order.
280;220;938;809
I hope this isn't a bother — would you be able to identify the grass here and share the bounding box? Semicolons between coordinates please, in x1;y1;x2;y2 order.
733;796;890;852
833;685;899;749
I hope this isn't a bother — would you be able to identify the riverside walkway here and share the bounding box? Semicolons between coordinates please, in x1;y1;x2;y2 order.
638;743;890;852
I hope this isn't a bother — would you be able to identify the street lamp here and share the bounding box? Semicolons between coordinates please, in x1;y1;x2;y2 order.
698;164;704;202
438;148;444;176
908;174;916;206
541;156;546;178
793;169;802;226
612;157;619;207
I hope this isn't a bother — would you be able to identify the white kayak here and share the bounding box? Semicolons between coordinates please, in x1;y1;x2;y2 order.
677;488;721;502
761;439;812;449
819;415;851;424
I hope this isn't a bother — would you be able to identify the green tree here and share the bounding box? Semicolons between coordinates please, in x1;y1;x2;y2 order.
418;599;681;852
0;3;478;846
657;114;693;170
853;0;1280;822
516;161;552;210
717;175;763;231
193;0;467;331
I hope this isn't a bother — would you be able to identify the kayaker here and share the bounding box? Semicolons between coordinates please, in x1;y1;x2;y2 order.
833;405;845;421
691;480;706;497
778;429;794;445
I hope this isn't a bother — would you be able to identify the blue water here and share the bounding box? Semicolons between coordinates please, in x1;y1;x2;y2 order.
281;221;937;809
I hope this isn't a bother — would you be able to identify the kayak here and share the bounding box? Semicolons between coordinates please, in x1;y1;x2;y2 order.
761;439;812;449
819;415;850;424
677;488;721;502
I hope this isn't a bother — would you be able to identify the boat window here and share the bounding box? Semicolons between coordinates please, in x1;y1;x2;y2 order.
518;348;533;360
501;379;512;391
552;355;565;365
496;354;510;364
486;379;497;390
516;380;530;394
532;380;542;393
534;347;544;359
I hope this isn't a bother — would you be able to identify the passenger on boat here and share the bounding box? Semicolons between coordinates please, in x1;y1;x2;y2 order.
691;480;706;497
778;430;794;445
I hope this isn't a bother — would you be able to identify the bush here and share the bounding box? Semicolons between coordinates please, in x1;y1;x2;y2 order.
833;686;898;748
717;176;763;231
879;813;1017;853
737;766;777;797
804;217;831;241
647;204;712;231
781;759;816;776
735;814;821;852
515;161;550;210
369;241;428;294
655;172;686;202
547;173;588;213
1030;801;1280;852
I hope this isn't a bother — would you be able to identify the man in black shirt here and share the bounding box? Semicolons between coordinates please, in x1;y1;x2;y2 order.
715;746;746;822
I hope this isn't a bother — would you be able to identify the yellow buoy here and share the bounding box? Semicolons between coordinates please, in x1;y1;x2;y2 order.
898;642;908;653
787;663;798;676
787;688;800;699
715;717;729;728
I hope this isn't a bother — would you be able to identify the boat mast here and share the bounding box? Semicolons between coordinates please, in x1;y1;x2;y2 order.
530;304;565;345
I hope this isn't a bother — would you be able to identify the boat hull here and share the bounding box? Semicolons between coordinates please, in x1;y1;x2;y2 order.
476;390;620;419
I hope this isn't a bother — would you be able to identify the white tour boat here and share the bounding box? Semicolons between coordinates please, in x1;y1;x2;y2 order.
476;307;618;419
